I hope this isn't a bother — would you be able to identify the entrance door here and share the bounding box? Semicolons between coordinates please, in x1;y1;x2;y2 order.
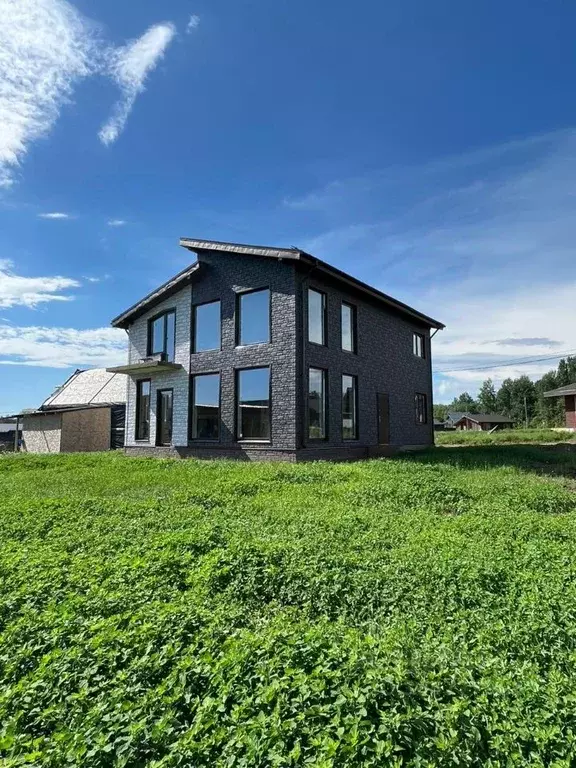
156;389;173;446
377;393;390;445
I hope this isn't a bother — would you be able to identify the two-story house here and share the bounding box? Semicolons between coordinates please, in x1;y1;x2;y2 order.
107;238;444;460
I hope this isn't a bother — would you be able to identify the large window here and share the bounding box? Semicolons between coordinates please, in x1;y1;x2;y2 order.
135;379;151;440
190;373;220;440
342;375;358;440
413;332;425;359
237;367;270;440
237;289;270;346
308;288;326;345
193;301;221;352
308;367;327;439
341;302;357;353
415;393;428;424
148;310;176;362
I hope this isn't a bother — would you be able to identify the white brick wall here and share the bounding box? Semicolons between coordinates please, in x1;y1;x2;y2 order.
125;286;192;447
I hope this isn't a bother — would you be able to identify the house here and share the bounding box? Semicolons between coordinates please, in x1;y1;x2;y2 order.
445;412;465;429
14;369;127;453
0;419;21;452
453;413;515;431
107;238;444;461
543;383;576;431
433;419;447;432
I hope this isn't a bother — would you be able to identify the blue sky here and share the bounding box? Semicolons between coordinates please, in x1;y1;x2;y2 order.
1;0;576;412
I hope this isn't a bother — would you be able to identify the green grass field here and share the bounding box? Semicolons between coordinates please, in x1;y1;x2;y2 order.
1;447;576;766
435;427;575;446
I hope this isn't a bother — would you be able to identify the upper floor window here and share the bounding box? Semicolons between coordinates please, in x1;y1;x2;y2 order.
413;332;425;359
308;288;326;345
415;393;428;424
135;379;151;440
237;367;270;441
148;310;176;362
193;300;221;352
341;302;357;353
190;373;220;440
237;289;270;346
308;367;327;439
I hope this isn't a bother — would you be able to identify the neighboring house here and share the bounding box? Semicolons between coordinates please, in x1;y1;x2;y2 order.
453;413;515;431
0;420;21;452
108;238;444;461
433;419;446;432
543;383;576;431
445;412;465;429
14;369;127;454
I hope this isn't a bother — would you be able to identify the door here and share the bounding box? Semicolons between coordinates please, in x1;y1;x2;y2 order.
377;393;390;445
156;389;173;446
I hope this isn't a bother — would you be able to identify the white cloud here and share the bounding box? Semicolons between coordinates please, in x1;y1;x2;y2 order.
38;212;71;220
186;14;200;33
99;23;176;146
107;219;126;226
0;259;79;308
0;324;126;368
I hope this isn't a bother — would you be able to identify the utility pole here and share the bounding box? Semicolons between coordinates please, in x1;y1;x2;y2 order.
524;396;529;429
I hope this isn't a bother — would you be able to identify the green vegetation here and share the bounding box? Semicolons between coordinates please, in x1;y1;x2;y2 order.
435;427;575;446
1;449;576;765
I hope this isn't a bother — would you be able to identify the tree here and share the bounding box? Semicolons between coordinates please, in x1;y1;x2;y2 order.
433;404;449;422
477;379;498;413
449;392;478;413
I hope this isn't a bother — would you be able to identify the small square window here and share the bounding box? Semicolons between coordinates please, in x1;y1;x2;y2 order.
413;332;426;359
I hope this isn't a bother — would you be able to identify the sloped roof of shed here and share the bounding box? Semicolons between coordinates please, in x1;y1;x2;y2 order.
543;383;576;398
42;369;127;409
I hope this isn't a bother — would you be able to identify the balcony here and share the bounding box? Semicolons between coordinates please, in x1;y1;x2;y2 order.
107;355;183;376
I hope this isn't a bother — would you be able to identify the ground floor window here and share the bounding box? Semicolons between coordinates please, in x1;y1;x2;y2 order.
237;367;270;440
190;373;220;440
308;367;327;439
342;374;358;439
135;379;151;440
415;393;428;424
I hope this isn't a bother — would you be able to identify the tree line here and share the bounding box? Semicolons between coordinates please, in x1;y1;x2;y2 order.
434;356;576;427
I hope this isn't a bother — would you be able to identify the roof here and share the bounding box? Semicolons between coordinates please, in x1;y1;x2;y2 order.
0;422;18;433
42;369;127;409
454;413;514;424
111;238;444;330
543;382;576;398
446;411;465;422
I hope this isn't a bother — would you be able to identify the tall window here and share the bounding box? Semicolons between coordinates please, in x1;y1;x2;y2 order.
308;288;326;345
308;367;327;439
148;310;176;362
238;289;270;346
193;301;221;352
341;302;356;352
413;332;425;359
135;380;151;440
190;373;220;440
415;393;428;424
342;375;358;439
237;367;270;440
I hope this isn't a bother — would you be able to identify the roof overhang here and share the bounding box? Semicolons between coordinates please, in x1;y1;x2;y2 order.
544;384;576;398
106;361;183;376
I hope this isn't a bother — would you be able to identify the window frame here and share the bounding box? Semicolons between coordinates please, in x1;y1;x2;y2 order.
341;301;357;353
415;392;428;425
413;331;426;359
147;309;176;361
192;300;221;354
235;365;272;443
341;373;359;440
235;287;271;347
189;372;221;441
307;366;328;441
155;388;174;447
307;287;327;346
135;379;151;441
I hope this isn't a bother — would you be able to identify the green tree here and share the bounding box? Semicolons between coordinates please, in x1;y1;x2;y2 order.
477;379;498;413
449;392;479;413
433;404;449;422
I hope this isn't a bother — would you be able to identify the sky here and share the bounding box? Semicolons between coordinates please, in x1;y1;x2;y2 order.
1;0;576;413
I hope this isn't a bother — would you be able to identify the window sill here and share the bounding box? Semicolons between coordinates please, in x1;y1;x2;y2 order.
235;342;270;350
192;348;221;354
308;341;327;348
237;439;271;444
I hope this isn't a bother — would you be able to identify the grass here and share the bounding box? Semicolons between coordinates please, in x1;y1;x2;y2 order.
1;448;576;765
435;427;575;446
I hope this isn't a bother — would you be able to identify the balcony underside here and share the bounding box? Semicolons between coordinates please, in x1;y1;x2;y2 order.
106;361;183;376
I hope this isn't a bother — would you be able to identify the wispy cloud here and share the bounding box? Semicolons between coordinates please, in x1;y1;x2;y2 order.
83;274;110;283
99;23;176;146
107;219;126;227
0;324;126;368
186;14;200;33
0;259;79;309
38;212;71;220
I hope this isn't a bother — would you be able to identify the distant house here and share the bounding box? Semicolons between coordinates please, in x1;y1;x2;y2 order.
0;420;21;452
453;413;515;431
433;419;446;432
444;412;465;429
543;383;576;431
13;369;127;454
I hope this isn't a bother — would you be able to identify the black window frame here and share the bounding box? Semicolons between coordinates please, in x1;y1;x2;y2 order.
415;393;428;425
308;366;328;441
341;301;357;353
413;332;426;359
135;379;151;441
192;300;221;354
236;287;271;347
147;309;176;361
189;372;221;441
342;373;359;440
307;287;327;346
235;365;272;442
156;388;174;447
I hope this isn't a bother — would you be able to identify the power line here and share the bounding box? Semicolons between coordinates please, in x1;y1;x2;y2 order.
434;349;576;374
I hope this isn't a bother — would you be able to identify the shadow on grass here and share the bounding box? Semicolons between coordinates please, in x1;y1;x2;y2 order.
403;443;576;484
